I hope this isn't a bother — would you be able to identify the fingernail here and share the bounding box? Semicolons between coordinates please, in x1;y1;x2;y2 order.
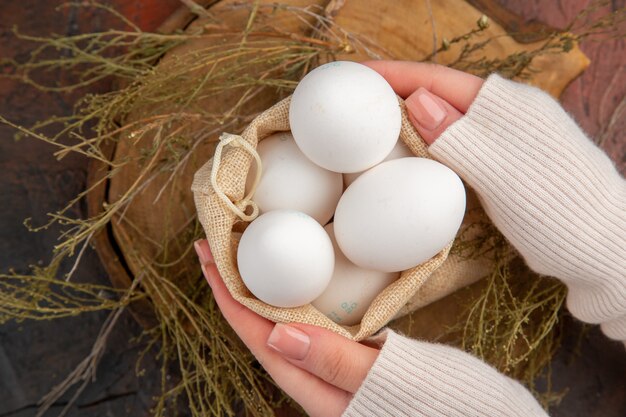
194;239;213;265
201;263;213;288
267;323;310;360
406;88;446;131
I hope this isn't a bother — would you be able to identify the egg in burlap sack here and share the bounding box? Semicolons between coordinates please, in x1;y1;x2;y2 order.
192;96;490;341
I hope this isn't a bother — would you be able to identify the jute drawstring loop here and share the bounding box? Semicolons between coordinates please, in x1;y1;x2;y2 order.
210;132;262;222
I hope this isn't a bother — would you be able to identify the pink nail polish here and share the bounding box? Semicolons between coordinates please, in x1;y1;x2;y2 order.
267;323;311;360
194;239;213;265
406;88;447;131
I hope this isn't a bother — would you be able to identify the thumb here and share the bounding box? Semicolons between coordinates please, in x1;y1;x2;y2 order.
266;323;379;394
405;87;464;145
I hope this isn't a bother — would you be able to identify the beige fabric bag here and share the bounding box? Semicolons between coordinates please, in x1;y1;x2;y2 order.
192;96;484;341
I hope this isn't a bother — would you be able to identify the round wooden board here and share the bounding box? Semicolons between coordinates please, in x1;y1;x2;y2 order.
88;0;589;328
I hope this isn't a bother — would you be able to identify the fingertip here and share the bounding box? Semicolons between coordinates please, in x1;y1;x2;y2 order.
194;238;214;264
201;263;214;288
405;88;463;145
202;261;224;295
274;323;380;393
406;88;446;131
267;323;311;360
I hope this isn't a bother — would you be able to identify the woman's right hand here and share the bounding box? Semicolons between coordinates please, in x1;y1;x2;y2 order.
369;61;626;343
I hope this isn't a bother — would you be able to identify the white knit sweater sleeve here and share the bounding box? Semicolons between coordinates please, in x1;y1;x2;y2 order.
429;74;626;339
343;330;548;417
342;74;626;417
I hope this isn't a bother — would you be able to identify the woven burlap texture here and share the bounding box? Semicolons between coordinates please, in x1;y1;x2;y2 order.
192;96;482;341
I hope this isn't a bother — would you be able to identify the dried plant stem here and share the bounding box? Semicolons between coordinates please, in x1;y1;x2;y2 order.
37;275;143;417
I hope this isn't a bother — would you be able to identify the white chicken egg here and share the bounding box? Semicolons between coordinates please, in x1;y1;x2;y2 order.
343;139;413;187
334;158;466;273
312;223;399;326
246;132;343;225
289;61;401;173
237;210;335;308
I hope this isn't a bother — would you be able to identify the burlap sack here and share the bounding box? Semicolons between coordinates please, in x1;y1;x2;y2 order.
192;96;480;341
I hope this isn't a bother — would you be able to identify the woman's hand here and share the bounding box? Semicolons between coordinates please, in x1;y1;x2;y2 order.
363;61;483;144
194;239;380;417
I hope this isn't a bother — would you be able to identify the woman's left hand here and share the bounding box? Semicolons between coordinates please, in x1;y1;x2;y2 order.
194;239;380;417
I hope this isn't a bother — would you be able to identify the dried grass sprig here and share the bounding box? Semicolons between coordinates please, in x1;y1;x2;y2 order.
0;271;143;323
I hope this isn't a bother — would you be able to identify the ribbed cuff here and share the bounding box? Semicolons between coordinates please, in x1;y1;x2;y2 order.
342;330;547;417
